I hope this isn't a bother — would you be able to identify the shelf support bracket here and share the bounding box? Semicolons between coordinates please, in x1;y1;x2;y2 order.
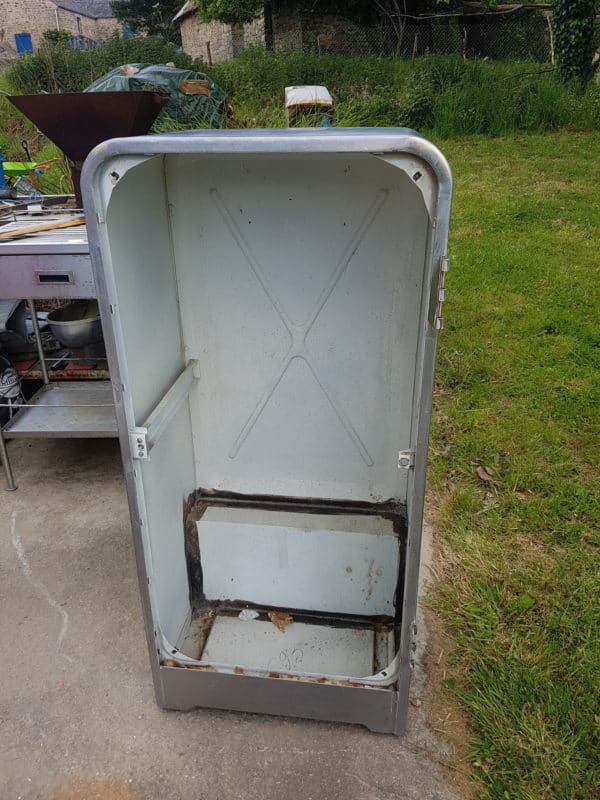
130;360;198;460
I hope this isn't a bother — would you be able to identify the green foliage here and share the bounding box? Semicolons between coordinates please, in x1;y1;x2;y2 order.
553;0;598;84
3;47;600;155
42;29;73;46
5;34;193;95
197;0;263;26
196;0;436;26
111;0;182;42
205;51;600;136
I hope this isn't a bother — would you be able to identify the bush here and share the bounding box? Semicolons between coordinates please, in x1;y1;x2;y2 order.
3;47;600;151
42;29;73;46
553;0;598;85
6;34;194;94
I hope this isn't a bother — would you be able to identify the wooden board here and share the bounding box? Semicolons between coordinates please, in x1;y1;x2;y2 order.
179;79;212;97
0;216;85;240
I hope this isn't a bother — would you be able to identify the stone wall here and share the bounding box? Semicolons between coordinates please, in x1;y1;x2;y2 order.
178;9;368;62
0;0;60;50
180;16;234;63
272;10;302;52
180;13;265;64
243;16;265;49
0;0;120;53
299;14;369;55
56;8;121;43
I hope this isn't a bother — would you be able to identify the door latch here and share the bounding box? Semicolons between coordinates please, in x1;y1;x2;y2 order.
398;450;415;469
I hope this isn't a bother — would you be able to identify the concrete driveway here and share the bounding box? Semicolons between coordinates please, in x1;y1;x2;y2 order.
0;438;468;800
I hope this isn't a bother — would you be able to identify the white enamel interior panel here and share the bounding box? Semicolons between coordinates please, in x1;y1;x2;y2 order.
158;152;430;504
85;129;452;727
197;507;399;616
201;614;376;678
104;156;185;423
102;156;195;644
88;135;447;685
139;403;196;644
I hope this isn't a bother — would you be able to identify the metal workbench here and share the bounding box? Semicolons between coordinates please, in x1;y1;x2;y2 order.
0;207;117;490
0;208;95;299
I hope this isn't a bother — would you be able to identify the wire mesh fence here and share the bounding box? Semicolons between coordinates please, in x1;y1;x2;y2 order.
266;6;600;64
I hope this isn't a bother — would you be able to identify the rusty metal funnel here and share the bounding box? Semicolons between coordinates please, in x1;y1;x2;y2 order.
8;91;169;207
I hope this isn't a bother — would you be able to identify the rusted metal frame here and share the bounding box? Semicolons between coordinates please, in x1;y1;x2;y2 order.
8;92;168;207
183;489;407;635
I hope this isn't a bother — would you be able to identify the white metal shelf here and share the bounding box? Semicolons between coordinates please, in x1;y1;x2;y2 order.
2;381;117;438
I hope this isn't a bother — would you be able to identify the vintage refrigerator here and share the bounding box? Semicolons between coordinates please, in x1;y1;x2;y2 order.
83;128;452;734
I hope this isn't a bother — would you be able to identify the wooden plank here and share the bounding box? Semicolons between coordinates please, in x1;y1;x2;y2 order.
179;79;212;97
0;216;85;240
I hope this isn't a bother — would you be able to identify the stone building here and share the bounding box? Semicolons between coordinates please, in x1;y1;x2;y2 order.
0;0;121;55
174;1;366;64
174;1;264;64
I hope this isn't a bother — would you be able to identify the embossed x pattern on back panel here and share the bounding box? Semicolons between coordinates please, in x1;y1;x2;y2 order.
167;153;428;502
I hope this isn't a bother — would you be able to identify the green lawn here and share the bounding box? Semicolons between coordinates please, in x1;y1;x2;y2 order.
430;132;599;800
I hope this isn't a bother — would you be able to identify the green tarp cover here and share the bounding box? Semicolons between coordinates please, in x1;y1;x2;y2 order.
85;64;226;128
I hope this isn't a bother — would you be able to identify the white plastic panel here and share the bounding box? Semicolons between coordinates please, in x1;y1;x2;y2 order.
164;152;429;504
201;614;376;678
197;506;399;616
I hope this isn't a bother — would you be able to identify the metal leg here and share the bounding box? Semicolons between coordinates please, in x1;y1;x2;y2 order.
0;426;17;491
27;298;49;385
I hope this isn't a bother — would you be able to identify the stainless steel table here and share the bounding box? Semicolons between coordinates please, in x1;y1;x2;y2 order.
0;208;117;490
0;209;95;300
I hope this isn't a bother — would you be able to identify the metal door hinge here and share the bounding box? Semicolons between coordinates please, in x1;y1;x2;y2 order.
410;619;418;668
398;450;415;469
130;427;148;460
433;255;449;330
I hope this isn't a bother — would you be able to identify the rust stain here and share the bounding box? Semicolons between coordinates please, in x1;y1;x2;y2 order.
48;779;142;800
182;493;208;603
268;610;293;632
160;660;217;672
161;659;382;689
18;368;110;381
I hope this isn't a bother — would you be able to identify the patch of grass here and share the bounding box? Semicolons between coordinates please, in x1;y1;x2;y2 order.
206;51;600;136
3;48;600;151
430;132;600;800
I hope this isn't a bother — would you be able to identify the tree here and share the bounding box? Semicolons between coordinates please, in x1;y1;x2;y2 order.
43;29;74;46
194;1;497;31
552;0;598;84
197;0;263;26
111;0;183;42
196;0;380;27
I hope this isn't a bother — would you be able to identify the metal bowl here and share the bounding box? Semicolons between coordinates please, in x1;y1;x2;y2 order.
47;301;103;349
